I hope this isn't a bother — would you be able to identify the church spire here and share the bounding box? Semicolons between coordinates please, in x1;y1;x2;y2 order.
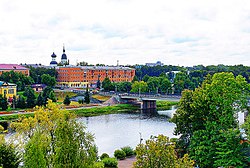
63;44;65;53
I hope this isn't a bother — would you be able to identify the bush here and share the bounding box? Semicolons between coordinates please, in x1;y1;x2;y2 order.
114;149;126;160
102;157;118;168
121;146;134;157
93;162;104;168
100;153;110;160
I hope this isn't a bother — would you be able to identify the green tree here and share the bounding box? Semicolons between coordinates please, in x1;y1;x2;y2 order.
84;86;90;104
11;100;98;168
132;76;139;83
102;77;112;91
36;93;43;106
146;77;160;93
134;135;194;168
42;86;55;105
0;95;8;111
159;78;171;94
0;142;21;168
172;72;250;167
16;95;26;109
63;95;71;106
24;86;36;108
41;74;56;87
130;81;148;93
142;74;150;82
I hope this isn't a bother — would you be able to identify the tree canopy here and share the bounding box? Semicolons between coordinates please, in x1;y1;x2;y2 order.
11;100;98;168
172;72;250;167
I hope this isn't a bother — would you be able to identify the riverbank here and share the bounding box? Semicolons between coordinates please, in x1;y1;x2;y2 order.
73;104;139;117
156;100;179;111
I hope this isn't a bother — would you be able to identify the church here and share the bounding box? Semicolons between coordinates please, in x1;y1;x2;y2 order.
50;45;68;66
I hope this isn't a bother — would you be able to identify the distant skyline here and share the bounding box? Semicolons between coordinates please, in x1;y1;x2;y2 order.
0;0;250;66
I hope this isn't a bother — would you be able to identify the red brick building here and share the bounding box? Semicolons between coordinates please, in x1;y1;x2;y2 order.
56;66;135;88
0;64;29;76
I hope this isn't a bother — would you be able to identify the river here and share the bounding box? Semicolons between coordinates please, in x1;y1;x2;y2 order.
78;107;177;156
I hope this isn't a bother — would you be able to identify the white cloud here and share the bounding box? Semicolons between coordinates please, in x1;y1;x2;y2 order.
0;0;249;66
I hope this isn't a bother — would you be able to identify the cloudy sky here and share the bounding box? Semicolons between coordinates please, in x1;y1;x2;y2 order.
0;0;250;66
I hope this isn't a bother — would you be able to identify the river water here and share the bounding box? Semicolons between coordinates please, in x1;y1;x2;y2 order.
78;108;177;156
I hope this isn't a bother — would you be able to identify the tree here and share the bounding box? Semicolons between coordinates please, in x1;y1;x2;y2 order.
130;81;148;93
159;78;171;94
102;77;112;91
0;142;21;168
24;86;36;108
84;86;90;104
11;100;98;168
63;95;71;106
142;74;150;82
172;72;250;167
134;134;194;168
42;86;55;105
41;74;56;87
16;95;26;109
0;95;8;111
132;76;139;83
36;93;43;106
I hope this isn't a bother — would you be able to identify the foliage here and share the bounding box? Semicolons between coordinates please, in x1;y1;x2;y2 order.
172;72;250;167
27;66;57;83
24;86;36;108
93;162;104;168
102;77;113;91
189;127;248;168
84;86;90;104
63;95;71;105
102;158;118;168
41;74;56;87
242;113;250;140
0;71;34;91
36;92;43;106
0;95;8;111
16;95;26;109
121;146;134;157
114;149;126;160
100;153;110;160
130;81;148;93
134;134;194;168
0;142;21;168
42;86;55;105
11;100;98;168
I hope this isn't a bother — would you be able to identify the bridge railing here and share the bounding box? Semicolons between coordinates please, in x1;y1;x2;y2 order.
99;91;181;99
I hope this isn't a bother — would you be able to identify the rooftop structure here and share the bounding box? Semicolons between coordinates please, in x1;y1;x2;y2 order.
0;64;29;76
145;61;164;67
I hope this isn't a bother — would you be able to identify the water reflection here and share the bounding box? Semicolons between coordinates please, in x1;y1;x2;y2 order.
78;108;177;156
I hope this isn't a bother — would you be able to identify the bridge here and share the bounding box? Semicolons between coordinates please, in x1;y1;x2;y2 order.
100;92;181;110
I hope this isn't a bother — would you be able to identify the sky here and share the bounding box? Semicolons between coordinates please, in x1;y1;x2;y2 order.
0;0;250;67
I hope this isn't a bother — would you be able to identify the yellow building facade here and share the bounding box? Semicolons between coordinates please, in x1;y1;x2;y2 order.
0;81;17;101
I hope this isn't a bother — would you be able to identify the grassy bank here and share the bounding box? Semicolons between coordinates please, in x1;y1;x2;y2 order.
156;100;179;111
0;113;34;121
73;104;139;117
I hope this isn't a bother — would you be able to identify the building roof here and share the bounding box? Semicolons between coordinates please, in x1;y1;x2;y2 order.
61;53;67;60
0;64;28;70
31;84;47;88
0;81;16;86
50;61;58;65
56;65;135;71
51;52;57;58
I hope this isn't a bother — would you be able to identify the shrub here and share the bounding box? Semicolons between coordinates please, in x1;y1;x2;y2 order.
102;157;118;168
121;146;134;157
114;149;126;160
100;153;110;160
93;161;104;168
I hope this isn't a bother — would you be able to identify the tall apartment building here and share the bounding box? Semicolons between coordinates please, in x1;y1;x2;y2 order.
0;64;29;76
56;66;135;88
